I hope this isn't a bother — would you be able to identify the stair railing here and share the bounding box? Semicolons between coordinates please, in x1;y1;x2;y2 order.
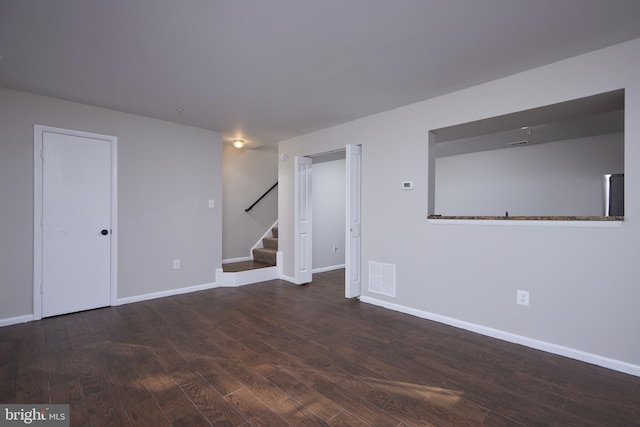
245;182;278;212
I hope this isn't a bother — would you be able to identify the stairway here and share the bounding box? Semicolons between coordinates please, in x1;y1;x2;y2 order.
252;227;278;265
217;225;279;286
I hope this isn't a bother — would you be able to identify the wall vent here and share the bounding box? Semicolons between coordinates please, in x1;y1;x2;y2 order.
368;261;396;297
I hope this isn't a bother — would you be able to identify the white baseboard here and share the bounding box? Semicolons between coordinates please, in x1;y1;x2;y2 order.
0;314;34;327
312;264;345;274
276;251;283;277
116;282;219;305
222;256;252;264
215;267;279;287
280;274;297;284
360;295;640;378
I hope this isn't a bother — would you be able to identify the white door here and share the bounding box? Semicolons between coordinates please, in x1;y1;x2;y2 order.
36;127;115;318
294;156;313;284
345;144;362;298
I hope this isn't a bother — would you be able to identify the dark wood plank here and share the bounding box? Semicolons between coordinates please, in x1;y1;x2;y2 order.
327;410;372;427
282;366;401;426
193;357;244;397
0;362;17;403
224;386;289;426
170;411;213;427
141;372;199;423
267;369;343;421
179;377;246;426
222;260;273;272
125;397;172;427
1;268;639;426
271;396;330;426
84;389;131;427
67;399;92;427
216;359;291;409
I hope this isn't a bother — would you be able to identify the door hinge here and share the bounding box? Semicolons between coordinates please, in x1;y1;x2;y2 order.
40;148;44;159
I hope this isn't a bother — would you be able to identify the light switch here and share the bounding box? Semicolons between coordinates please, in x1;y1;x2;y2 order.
208;199;215;208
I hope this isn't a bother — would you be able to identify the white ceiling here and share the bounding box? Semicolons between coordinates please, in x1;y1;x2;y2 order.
1;0;640;148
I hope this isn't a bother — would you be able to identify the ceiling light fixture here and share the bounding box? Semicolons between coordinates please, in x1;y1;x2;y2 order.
232;138;245;148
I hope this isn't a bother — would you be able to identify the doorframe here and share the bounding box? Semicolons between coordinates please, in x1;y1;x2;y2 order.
33;125;118;321
292;145;362;296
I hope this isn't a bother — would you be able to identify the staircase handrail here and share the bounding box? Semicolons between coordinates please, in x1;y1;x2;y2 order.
245;182;278;212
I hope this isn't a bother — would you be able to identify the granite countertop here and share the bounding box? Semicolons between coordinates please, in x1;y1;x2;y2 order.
428;215;624;221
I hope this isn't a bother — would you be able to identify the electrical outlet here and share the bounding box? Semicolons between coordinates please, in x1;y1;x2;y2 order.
208;199;215;208
173;259;180;270
516;290;529;306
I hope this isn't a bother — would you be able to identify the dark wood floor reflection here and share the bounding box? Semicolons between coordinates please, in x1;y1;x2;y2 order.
1;269;639;426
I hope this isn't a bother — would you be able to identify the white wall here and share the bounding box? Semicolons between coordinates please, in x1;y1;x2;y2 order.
222;145;278;261
0;87;222;321
312;158;346;271
435;133;624;216
279;38;640;373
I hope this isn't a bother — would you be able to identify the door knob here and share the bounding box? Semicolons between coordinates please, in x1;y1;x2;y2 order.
101;229;109;235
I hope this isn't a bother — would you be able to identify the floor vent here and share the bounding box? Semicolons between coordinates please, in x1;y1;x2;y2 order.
368;261;396;297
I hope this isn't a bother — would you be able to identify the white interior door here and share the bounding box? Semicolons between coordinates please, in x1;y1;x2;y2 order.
294;156;313;284
36;127;115;318
345;144;362;298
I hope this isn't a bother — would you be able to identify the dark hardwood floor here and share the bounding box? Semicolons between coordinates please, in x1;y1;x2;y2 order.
1;269;639;426
222;260;274;273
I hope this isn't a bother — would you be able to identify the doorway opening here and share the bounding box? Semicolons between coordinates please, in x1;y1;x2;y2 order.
293;145;361;298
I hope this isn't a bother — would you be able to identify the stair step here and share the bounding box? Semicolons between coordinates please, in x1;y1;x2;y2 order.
272;227;278;238
262;237;278;249
253;248;277;265
222;260;274;272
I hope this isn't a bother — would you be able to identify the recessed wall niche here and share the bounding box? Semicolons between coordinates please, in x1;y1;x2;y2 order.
428;89;624;219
